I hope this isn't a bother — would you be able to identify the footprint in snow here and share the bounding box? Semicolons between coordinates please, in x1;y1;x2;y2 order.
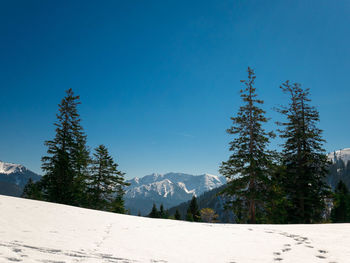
305;245;314;248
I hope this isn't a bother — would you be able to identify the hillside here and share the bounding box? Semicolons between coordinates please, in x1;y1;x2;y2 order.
0;195;349;262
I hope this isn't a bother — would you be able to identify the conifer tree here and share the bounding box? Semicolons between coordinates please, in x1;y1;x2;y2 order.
174;209;181;220
164;209;169;219
41;89;90;205
88;144;128;211
149;203;159;218
276;81;330;223
21;178;43;200
187;196;201;222
185;209;194;222
159;204;165;218
220;67;275;223
331;180;350;223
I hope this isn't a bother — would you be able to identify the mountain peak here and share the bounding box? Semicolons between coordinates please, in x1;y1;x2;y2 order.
0;161;26;175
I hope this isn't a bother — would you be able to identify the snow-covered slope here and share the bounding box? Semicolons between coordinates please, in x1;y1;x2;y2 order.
0;195;349;263
124;173;226;215
0;161;41;196
328;148;350;165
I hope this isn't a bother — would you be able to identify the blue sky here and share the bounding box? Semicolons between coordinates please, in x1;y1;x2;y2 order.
0;1;349;179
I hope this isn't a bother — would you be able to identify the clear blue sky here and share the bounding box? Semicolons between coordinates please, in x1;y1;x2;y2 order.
1;1;349;179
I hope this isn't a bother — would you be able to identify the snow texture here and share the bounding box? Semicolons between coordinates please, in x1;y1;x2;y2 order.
0;195;349;263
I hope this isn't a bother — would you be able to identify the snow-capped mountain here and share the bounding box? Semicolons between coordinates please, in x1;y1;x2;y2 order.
0;161;41;196
328;148;350;165
124;173;226;215
327;148;350;190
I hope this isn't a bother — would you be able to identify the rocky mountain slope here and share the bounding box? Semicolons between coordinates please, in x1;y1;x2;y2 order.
327;148;350;190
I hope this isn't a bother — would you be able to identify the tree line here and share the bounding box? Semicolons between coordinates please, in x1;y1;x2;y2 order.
22;89;129;213
147;196;219;223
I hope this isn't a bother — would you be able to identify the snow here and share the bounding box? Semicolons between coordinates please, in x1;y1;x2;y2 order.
125;172;226;200
328;148;350;165
0;161;25;175
1;195;349;262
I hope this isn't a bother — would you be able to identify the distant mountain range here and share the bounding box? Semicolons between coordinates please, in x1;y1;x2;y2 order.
0;161;41;197
124;172;226;215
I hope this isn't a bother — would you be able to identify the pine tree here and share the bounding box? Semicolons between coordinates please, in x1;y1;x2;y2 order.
331;180;350;223
265;163;290;224
185;209;194;222
41;89;90;205
164;209;169;219
187;196;201;222
276;81;330;223
220;67;275;223
21;178;43;200
174;209;181;220
159;204;165;218
88;144;128;211
149;203;159;218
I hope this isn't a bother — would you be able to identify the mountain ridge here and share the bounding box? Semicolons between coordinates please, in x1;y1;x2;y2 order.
124;172;226;215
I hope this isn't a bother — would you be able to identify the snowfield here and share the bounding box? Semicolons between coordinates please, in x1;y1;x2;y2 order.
0;195;349;263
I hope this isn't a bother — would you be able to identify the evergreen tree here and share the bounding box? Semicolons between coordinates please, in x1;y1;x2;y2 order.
88;144;128;211
220;67;275;223
21;178;43;200
41;89;90;206
187;196;201;222
159;204;165;218
149;203;159;218
265;163;290;224
174;209;181;220
185;209;194;222
164;209;169;219
276;81;330;223
331;180;350;223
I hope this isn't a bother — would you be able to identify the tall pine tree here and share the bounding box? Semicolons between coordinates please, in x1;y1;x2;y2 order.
220;67;275;223
41;89;90;205
276;81;330;223
88;144;128;212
